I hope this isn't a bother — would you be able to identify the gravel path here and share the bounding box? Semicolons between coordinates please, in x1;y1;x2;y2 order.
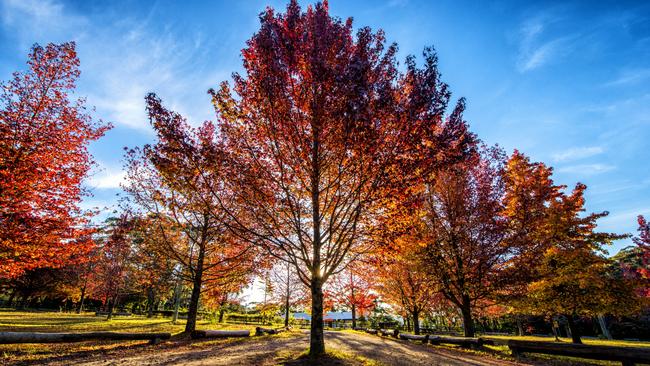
14;331;533;366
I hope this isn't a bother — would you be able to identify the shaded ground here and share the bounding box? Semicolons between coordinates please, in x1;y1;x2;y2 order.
6;330;534;366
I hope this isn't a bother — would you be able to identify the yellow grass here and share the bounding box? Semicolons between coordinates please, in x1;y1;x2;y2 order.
483;334;650;349
0;309;259;363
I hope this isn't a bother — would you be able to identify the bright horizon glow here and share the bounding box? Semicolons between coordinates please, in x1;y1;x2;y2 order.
1;0;648;255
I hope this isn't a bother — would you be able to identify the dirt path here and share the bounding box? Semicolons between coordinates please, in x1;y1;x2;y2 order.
12;331;533;366
325;331;529;366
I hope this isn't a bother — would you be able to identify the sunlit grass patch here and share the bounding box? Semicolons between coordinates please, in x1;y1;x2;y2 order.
483;334;650;349
275;347;383;365
0;309;261;364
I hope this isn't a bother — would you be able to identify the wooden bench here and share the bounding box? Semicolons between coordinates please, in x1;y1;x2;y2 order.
380;329;399;338
399;333;429;343
429;336;485;348
0;331;170;344
94;311;132;317
508;340;650;366
364;328;378;335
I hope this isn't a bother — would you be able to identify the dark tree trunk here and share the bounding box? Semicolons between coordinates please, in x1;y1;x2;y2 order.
172;279;181;324
284;297;290;327
309;276;325;356
517;315;524;336
413;309;420;335
147;287;155;318
77;282;87;314
351;304;356;329
406;316;411;332
566;314;582;344
107;296;116;320
460;297;474;337
285;262;291;328
185;247;205;334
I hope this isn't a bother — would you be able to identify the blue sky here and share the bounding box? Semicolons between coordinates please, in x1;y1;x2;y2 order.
1;0;648;255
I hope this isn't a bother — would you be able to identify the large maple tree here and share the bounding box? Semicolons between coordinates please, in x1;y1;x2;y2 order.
0;42;110;279
211;0;472;355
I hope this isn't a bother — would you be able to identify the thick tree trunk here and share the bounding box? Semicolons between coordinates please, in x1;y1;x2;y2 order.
185;247;205;333
413;309;420;335
352;304;356;329
309;277;325;356
460;298;474;337
147;287;155;318
566;314;582;344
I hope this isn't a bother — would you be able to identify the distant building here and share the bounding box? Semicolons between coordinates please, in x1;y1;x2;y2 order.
292;311;354;328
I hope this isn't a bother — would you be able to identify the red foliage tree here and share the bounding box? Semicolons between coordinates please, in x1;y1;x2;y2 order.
90;214;137;320
327;263;377;328
634;215;650;294
406;146;509;337
211;1;472;355
0;42;110;279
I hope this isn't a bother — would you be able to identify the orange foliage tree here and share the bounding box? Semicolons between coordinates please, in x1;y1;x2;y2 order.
0;42;110;279
374;254;436;335
503;152;634;343
124;95;261;333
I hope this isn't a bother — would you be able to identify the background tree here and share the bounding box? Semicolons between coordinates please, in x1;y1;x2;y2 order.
124;94;260;333
90;214;137;320
510;183;635;343
375;255;434;335
269;260;306;327
131;215;177;318
211;0;472;355
327;263;377;328
634;215;650;285
0;42;110;279
407;146;508;337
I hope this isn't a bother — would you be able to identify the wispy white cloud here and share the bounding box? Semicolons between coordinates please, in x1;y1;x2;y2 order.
1;0;224;131
514;10;578;73
605;68;650;87
0;0;87;47
519;37;573;72
86;162;126;189
552;146;604;162
557;163;615;175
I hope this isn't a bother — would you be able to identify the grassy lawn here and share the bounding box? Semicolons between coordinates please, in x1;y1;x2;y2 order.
482;334;650;349
473;335;650;366
0;309;261;364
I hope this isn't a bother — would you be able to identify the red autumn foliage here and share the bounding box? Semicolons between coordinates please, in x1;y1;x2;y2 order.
326;263;377;328
0;42;110;279
210;0;472;354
